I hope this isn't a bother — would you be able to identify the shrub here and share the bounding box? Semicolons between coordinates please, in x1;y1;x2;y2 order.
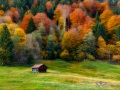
77;52;85;61
41;50;48;59
60;49;70;61
97;48;109;59
112;55;120;64
87;54;95;61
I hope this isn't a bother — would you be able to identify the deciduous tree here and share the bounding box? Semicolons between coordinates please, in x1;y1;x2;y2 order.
62;28;82;51
33;13;51;33
20;14;33;31
70;8;86;27
14;28;26;46
100;9;113;26
107;15;120;33
6;7;20;23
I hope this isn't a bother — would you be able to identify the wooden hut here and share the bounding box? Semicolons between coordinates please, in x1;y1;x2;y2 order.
31;64;47;73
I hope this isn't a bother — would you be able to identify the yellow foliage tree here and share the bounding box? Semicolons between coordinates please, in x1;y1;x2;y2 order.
0;23;9;35
8;23;19;35
97;47;108;59
116;41;120;47
87;54;95;61
97;36;106;48
0;23;18;35
14;28;26;46
107;15;120;33
60;49;70;61
58;16;64;31
106;44;115;54
62;29;82;50
100;9;113;26
53;4;62;23
112;55;120;64
0;10;4;16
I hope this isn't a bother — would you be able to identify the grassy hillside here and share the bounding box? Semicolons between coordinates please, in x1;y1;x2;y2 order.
0;60;120;90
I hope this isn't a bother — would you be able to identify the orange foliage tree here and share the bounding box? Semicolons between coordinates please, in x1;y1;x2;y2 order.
53;4;62;23
46;1;53;13
33;13;51;33
99;1;109;12
71;2;79;11
20;14;33;32
83;0;101;17
0;10;4;16
6;7;20;23
82;16;93;37
70;8;86;28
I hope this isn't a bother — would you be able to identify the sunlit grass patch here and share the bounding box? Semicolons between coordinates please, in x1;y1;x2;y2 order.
0;60;120;90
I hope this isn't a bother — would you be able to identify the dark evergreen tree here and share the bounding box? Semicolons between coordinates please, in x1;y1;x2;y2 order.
31;6;39;15
116;26;120;41
26;18;36;34
47;7;54;19
38;4;45;13
40;0;47;6
95;12;100;23
0;25;14;65
19;7;26;20
111;6;120;15
93;23;107;41
108;0;118;8
97;0;104;2
0;0;9;11
46;35;56;60
60;0;73;5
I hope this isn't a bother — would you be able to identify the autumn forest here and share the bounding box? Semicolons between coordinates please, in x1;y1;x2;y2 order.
0;0;120;65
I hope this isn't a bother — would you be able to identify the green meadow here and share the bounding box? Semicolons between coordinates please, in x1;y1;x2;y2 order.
0;60;120;90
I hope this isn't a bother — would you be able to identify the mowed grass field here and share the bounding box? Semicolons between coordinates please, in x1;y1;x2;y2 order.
0;60;120;90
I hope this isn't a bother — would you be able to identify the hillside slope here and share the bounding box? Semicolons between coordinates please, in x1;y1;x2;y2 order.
0;60;120;90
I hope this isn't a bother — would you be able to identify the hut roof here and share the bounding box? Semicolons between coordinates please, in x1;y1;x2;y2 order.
31;64;45;69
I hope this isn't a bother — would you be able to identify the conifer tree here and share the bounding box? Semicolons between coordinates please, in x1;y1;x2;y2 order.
26;18;36;34
60;0;73;5
47;35;56;60
38;4;45;13
111;6;120;15
93;23;107;41
48;7;54;19
116;26;120;41
31;6;39;15
38;23;47;50
95;12;100;23
0;25;14;65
